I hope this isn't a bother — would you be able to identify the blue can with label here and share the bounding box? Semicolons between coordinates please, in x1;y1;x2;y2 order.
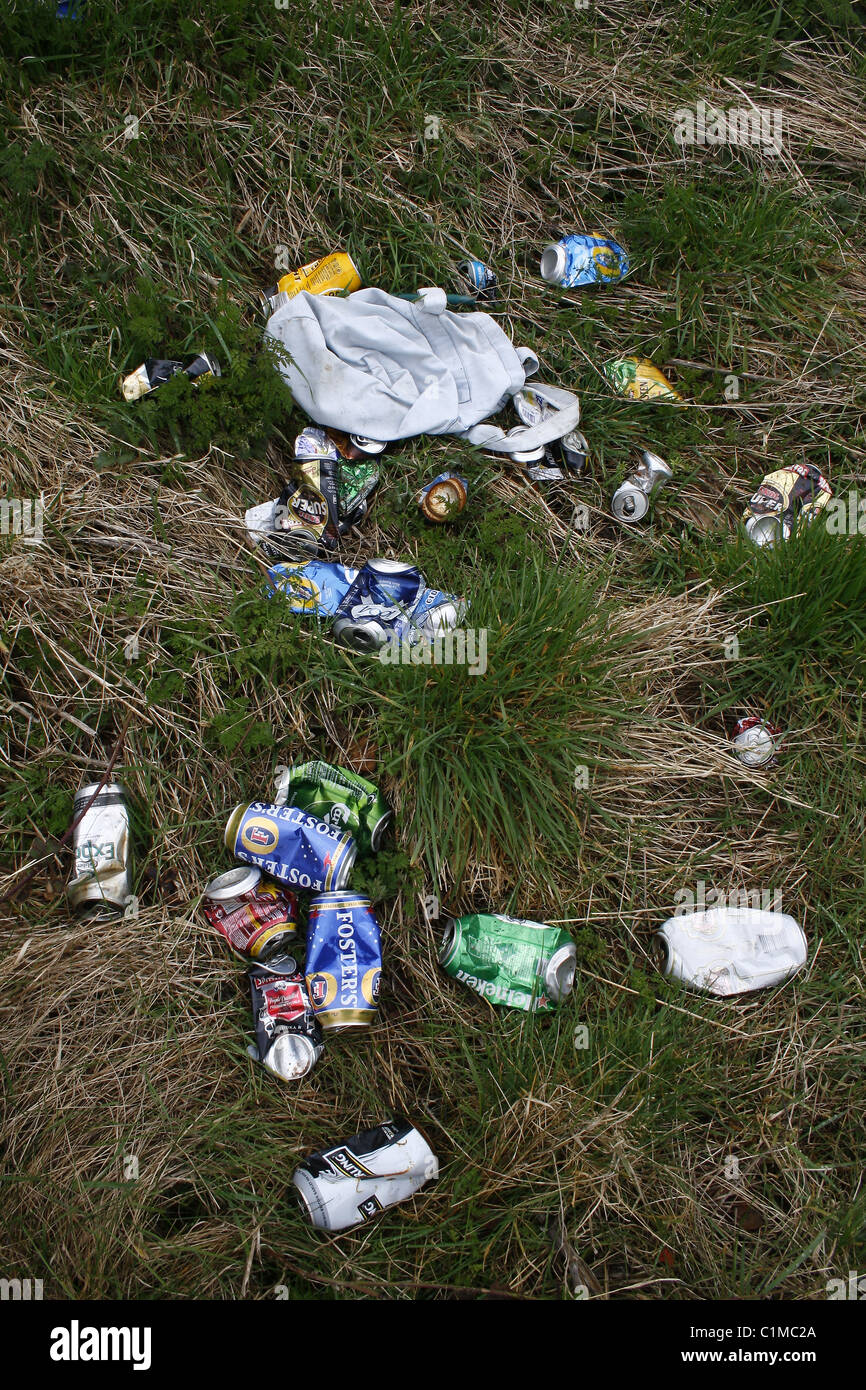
332;558;425;653
540;233;629;289
305;890;382;1030
225;802;356;893
458;259;497;299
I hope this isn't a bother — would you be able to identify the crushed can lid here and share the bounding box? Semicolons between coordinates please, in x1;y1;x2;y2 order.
544;943;577;1002
204;865;262;901
263;1033;318;1081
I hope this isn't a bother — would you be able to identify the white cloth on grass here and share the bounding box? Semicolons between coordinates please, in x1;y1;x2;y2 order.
265;286;579;454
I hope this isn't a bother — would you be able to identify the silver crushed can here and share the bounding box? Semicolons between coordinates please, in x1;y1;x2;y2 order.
656;908;807;996
611;450;672;523
292;1118;438;1231
732;716;782;768
68;781;131;910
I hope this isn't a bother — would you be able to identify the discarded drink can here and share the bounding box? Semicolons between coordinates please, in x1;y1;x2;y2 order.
68;781;131;910
603;356;682;402
121;353;220;402
656;907;807;996
292;1118;438;1231
338;460;380;525
743;462;832;546
294;427;341;463
540;233;629;289
332;559;425;653
458;259;497;299
202;865;298;960
305;890;383;1030
611;450;672;523
260;252;361;315
275;761;391;854
408;586;465;641
225;802;356;893
418;472;468;523
248;955;324;1080
266;560;358;617
245;490;321;561
439;913;577;1012
732;716;782;768
350;436;387;456
556;429;590;476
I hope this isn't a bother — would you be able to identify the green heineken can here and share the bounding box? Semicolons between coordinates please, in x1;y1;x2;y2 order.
274;761;391;854
438;913;577;1012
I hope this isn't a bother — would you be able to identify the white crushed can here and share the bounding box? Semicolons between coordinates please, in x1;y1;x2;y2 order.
657;908;807;997
292;1119;438;1231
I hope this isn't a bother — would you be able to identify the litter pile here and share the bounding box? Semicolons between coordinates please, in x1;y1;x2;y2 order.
63;232;823;1234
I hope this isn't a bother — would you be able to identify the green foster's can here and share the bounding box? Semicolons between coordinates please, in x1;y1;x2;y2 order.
439;913;577;1012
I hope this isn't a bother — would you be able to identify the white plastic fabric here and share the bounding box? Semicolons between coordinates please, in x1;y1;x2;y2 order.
265;286;579;454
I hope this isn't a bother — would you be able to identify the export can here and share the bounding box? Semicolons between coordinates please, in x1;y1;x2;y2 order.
202;865;298;960
121;352;220;402
418;472;468;523
540;233;629;288
611;450;673;523
458;259;497;299
332;558;425;653
305;890;382;1030
248;955;324;1080
274;761;391;854
656;907;807;996
439;913;577;1012
743;462;832;546
603;356;682;402
260;251;362;315
225;802;356;893
292;1118;438;1231
68;781;131;910
732;716;782;768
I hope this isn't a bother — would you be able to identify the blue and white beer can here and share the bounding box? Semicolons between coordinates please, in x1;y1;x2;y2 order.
305;890;382;1029
225;802;356;893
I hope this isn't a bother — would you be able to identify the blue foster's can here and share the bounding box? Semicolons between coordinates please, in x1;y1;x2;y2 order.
225;802;356;893
305;891;382;1030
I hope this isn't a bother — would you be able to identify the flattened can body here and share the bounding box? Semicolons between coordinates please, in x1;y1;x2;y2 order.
249;955;324;1080
332;558;425;652
275;760;391;854
439;913;577;1012
225;802;355;893
305;890;382;1030
656;908;807;996
68;782;131;910
292;1118;438;1231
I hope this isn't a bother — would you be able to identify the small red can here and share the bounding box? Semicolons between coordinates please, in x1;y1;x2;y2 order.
202;866;298;960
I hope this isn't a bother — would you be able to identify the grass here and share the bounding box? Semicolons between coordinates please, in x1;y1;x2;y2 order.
0;0;865;1301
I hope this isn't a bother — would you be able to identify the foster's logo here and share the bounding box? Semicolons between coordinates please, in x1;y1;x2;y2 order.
240;815;279;854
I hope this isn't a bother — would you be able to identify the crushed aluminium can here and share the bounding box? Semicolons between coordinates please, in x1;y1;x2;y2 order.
332;559;425;653
603;356;682;402
338;460;380;525
294;427;341;463
305;890;383;1030
611;450;673;523
121;353;220;402
418;472;468;522
656;908;807;997
458;259;497;299
68;781;131;910
274;762;391;854
266;560;358;616
512;389;588;476
439;913;577;1012
732;716;782;768
260;252;362;315
743;462;832;546
540;233;629;288
248;955;324;1080
202;865;298;960
292;1118;438;1231
225;802;356;893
